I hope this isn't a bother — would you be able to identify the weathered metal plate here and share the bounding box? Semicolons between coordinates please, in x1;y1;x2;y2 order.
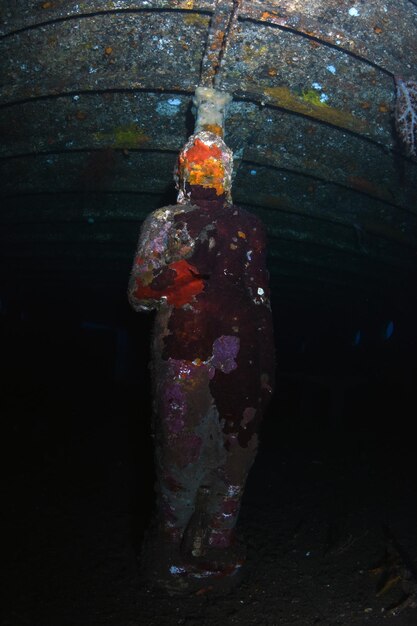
1;12;207;103
219;21;394;143
0;0;216;36
239;0;417;76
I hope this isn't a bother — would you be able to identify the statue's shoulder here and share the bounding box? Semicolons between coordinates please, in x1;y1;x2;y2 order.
138;203;200;252
144;203;198;225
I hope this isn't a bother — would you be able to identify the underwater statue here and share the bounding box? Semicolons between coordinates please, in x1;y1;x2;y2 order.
128;87;275;594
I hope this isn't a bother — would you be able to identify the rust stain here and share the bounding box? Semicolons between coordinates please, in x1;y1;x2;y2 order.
347;176;394;203
260;10;288;26
348;176;380;197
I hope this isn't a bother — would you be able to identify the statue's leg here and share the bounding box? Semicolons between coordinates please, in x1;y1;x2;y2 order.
142;358;225;592
178;413;260;593
206;430;259;553
142;355;266;594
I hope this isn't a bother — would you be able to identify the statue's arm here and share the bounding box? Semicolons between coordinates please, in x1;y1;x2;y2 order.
128;206;204;311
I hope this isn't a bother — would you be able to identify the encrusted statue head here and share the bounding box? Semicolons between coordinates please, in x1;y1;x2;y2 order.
175;131;233;205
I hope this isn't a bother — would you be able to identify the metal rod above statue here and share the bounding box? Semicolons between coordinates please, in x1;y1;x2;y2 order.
128;84;275;594
199;0;242;89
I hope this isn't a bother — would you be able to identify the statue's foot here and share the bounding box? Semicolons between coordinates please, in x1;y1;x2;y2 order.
139;533;246;596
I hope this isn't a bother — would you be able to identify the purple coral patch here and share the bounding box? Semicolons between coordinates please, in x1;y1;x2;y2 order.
211;335;240;374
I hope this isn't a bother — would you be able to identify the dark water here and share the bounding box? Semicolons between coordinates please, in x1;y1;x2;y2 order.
1;296;416;624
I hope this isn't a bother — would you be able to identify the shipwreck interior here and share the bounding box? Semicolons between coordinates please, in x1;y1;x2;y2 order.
1;1;417;624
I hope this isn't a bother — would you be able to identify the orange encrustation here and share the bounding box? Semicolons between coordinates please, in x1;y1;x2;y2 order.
134;259;205;308
179;138;227;196
182;138;223;164
201;123;223;137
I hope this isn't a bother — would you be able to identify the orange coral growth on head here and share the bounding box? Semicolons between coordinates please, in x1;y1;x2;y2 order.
182;138;223;165
179;138;227;195
186;159;226;195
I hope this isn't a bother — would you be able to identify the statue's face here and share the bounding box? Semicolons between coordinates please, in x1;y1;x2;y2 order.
176;131;233;204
